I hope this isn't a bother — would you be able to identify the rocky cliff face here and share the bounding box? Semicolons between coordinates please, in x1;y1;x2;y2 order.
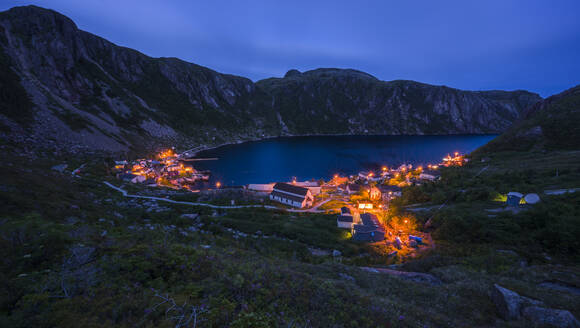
476;84;580;153
0;6;542;152
257;69;540;135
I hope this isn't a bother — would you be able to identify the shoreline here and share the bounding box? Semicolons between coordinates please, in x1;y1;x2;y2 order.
192;132;500;157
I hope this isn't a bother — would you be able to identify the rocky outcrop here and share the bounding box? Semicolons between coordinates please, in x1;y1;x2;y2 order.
491;284;580;327
522;307;580;328
0;6;542;152
361;267;442;285
491;284;524;320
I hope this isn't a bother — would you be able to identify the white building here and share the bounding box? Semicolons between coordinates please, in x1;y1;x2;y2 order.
247;183;275;193
270;183;314;208
418;169;441;181
337;215;354;229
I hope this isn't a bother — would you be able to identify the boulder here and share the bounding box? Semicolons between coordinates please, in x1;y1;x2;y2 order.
522;306;580;328
51;163;68;172
338;273;355;282
180;213;199;220
491;284;522;320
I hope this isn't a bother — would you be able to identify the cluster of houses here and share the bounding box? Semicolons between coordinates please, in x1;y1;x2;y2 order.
257;159;449;210
113;149;210;189
442;152;469;167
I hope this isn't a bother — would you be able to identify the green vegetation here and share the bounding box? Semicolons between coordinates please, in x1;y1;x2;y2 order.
0;140;579;327
477;85;580;153
390;150;580;262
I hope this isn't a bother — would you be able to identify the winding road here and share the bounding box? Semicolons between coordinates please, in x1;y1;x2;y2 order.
103;181;331;213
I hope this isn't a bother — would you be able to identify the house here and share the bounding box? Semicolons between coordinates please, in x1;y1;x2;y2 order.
337;215;354;229
358;171;382;182
119;173;137;182
294;181;322;195
270;182;314;208
114;160;128;171
357;203;373;210
247;183;275;193
419;169;441;181
352;213;385;242
507;192;523;206
358;171;373;180
369;186;381;200
346;184;362;194
379;185;402;199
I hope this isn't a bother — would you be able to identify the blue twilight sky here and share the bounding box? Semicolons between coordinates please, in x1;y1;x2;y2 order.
2;0;580;97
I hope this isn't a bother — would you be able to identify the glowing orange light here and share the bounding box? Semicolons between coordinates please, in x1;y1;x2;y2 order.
216;182;221;188
382;166;387;171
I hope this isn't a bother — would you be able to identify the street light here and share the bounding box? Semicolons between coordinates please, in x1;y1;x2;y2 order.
216;182;221;188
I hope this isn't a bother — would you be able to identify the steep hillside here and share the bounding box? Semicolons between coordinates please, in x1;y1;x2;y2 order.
0;6;542;152
257;68;540;135
0;5;279;152
476;84;580;153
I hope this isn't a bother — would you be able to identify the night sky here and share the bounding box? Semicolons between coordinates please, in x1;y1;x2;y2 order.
2;0;580;97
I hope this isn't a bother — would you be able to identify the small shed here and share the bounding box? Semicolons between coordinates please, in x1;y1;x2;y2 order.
379;185;402;199
524;193;540;204
506;192;523;206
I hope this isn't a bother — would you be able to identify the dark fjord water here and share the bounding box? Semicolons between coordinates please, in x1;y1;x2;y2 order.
194;135;497;186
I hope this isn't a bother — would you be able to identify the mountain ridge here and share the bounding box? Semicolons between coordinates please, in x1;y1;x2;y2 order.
0;5;542;153
475;84;580;153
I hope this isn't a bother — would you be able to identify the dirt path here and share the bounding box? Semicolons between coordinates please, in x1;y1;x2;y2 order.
544;188;579;195
360;267;442;285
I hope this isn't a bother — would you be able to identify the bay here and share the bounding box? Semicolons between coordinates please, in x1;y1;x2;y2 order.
194;135;497;186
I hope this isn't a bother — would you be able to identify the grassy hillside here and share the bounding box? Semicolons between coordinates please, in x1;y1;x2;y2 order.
476;85;580;153
1;139;579;327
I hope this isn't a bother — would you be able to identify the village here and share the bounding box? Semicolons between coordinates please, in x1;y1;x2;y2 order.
112;148;213;190
111;148;473;255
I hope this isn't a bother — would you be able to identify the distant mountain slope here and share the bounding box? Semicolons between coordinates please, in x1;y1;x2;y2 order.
476;84;580;153
0;6;542;152
257;68;540;135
